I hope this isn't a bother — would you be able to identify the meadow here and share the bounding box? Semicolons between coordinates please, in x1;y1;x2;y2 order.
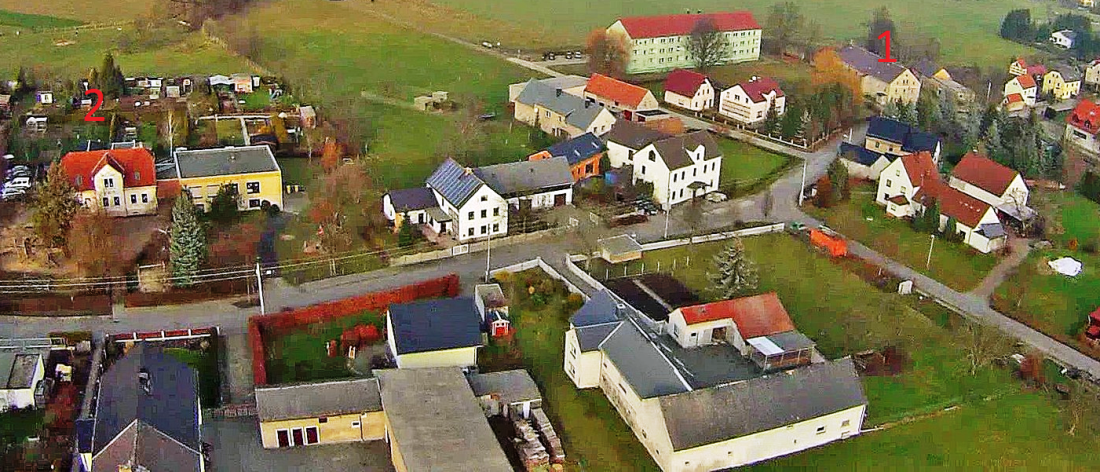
0;0;154;22
0;9;82;29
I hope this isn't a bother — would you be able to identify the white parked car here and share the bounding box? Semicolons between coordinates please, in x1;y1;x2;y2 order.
1;186;26;200
5;177;31;189
705;192;728;203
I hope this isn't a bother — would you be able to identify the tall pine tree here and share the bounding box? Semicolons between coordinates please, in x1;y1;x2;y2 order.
169;191;206;287
709;238;759;299
31;164;80;248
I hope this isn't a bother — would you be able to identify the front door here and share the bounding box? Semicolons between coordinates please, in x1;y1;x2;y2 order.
554;193;566;207
291;428;304;446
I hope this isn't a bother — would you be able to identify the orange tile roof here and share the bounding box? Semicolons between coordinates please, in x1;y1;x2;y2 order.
913;181;993;228
900;151;940;189
1067;99;1100;135
586;73;652;109
678;292;795;339
1014;74;1036;89
951;152;1019;196
59;148;156;192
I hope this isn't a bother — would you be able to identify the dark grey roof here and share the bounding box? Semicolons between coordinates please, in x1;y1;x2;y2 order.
867;117;939;154
255;377;382;421
910;59;941;78
426;158;486;208
978;223;1006;239
765;330;816;352
575;322;620;352
388;297;483;355
376;368;513;472
1056;30;1078;40
473;157;573;198
652;131;721;170
0;351;43;390
466;370;541;405
546;132;604;166
173;145;280;178
838;45;909;83
515;79;608;130
1050;63;1082;82
599;320;690;399
75;418;94;453
839;142;882;166
91;344;200;458
93;422;202;472
604;120;672;149
387;187;437;212
570;290;621;327
658;357;866;451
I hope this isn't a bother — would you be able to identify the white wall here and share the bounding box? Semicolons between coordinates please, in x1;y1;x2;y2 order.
875;159;915;206
453;185;508;242
948;175;1028;208
664;81;715;112
506;188;573;210
607;141;636;168
634;144;721;206
666;310;735;348
1065;123;1100;153
394;346;479;369
718;86;785;125
564;330;603;388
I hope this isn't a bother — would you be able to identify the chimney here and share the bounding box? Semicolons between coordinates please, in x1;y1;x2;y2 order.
138;368;151;395
584;101;590;109
555;88;562;97
464;167;473;176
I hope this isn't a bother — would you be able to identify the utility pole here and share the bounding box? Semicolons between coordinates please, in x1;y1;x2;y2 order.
255;260;266;315
664;176;673;238
485;223;493;282
798;158;808;206
926;234;936;270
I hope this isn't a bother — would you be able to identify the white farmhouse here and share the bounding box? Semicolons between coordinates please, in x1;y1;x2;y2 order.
876;151;940;215
718;77;785;126
603;121;722;206
948;152;1030;215
1051;29;1077;49
425;158;509;242
473;157;574;210
662;69;714;112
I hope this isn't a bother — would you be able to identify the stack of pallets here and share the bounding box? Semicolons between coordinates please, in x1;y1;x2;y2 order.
532;409;565;464
513;417;549;471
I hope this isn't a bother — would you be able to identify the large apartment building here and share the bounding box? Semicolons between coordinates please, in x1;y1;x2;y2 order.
606;12;761;75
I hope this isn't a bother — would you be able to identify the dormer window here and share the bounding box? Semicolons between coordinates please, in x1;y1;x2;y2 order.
134;171;140;181
74;175;82;187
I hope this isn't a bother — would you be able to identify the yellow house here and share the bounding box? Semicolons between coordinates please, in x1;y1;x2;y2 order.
171;145;283;212
1043;65;1082;101
385;297;484;369
255;378;386;448
837;45;921;105
513;79;618;138
60;147;158;217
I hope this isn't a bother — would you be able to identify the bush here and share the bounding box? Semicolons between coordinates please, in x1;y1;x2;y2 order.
1069;238;1079;251
1084;238;1100;255
565;293;585;311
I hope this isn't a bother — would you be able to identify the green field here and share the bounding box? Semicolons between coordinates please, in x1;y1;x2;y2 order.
263;310;382;384
0;9;82;29
573;235;1100;470
214;119;245;146
0;0;154;22
428;0;1049;68
806;183;999;291
1033;189;1100;247
276;157;315;188
716;138;794;195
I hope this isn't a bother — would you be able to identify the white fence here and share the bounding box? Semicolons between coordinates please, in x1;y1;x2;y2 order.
638;223;786;252
490;257;588;299
390;228;557;267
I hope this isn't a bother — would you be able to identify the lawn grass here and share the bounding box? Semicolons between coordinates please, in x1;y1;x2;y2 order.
716;138;794;195
0;9;82;29
165;345;221;407
1031;188;1100;247
497;271;661;472
427;0;1054;68
806;183;999;292
0;0;154;22
214;119;245;146
263;310;382;384
239;91;272;112
276;157;315;188
0;408;44;449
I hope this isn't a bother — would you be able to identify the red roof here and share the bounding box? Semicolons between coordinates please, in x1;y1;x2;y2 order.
59;148;156;192
737;77;784;103
618;11;760;39
1004;93;1023;104
586;73;652;108
888;195;909;205
900;151;940;189
663;69;709;97
1013;74;1036;89
913;181;993;227
1090;307;1100;324
677;292;795;338
951;152;1019;196
1026;65;1047;76
1067;99;1100;135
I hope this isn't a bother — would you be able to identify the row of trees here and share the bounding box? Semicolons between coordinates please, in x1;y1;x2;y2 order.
1001;10;1100;60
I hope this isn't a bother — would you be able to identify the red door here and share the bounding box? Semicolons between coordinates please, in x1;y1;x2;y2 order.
623;109;633;121
292;428;304;446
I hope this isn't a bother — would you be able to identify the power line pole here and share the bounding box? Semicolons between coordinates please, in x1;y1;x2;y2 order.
255;260;266;315
798;158;808;206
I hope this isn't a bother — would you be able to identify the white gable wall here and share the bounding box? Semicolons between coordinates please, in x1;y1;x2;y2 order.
875;159;915;206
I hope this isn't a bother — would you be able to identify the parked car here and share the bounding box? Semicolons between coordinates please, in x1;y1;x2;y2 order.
481;41;494;49
5;177;31;189
6;168;30;179
1;186;26;201
705;192;728;203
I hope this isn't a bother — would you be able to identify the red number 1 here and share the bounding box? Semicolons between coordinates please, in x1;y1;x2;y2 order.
84;89;104;122
877;30;897;62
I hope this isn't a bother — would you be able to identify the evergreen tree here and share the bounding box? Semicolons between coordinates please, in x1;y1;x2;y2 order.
827;158;850;202
1000;9;1033;41
208;184;240;224
944;216;962;242
982;119;1004;163
917;93;940;131
97;52;125;98
398;213;416;247
897;100;918;125
960;108;981;151
938;91;957;126
169;191;207;287
865;7;898;56
762;101;780;135
779;102;803;139
881;99;900;119
708;238;759;299
31;164;81;248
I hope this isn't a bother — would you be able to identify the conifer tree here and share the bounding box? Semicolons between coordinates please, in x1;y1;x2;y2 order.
709;238;759;299
169;191;206;287
31;164;80;247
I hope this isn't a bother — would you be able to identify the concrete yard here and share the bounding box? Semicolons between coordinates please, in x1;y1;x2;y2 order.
204;416;395;472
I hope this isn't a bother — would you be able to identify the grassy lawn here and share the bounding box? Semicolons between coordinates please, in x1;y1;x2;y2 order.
806;183;999;292
165;345;221;408
427;0;1051;68
214;119;245;146
276;157;315;187
1032;188;1100;247
0;0;154;22
496;271;661;472
0;408;44;449
0;9;82;29
239;91;272;112
716;138;794;196
263;310;382;384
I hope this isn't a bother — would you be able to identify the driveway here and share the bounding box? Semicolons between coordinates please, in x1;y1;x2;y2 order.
204;416;395;472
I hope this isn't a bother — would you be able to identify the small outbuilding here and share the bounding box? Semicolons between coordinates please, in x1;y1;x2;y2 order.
466;369;542;419
597;234;643;263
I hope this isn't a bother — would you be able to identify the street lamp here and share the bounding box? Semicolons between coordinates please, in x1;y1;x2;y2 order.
255;259;266;315
485;213;505;282
925;234;936;270
798;157;808;206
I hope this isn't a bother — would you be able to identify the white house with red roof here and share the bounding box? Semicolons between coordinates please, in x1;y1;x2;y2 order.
666;292;797;352
662;69;714;111
948;152;1030;211
718;76;785;126
1066;99;1100;154
606;11;761;74
1003;74;1038;108
583;73;659;120
875;151;939;216
59;147;158;216
1009;58;1046;78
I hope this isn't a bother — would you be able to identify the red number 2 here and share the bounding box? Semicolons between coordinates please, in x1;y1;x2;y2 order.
877;30;897;63
84;89;104;122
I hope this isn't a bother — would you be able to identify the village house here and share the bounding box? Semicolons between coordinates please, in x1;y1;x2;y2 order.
76;344;205;472
875;151;940;211
949;152;1030;210
603;121;723;206
606;11;761;74
0;349;46;412
474;157;574;210
382;187;439;231
255;378;384;448
865;117;941;161
1003;74;1039;111
662;69;715;112
169;145;283;212
838;142;891;181
1065;99;1100;154
423;158;508;242
911;59;975;110
1085;59;1100;90
528;132;605;182
837;45;921;106
718;76;785;126
564;291;867;472
1042;64;1082;101
60;147;158;217
385;297;484;369
508;75;588;103
513;79;617;138
1009;58;1047;78
1052;30;1078;49
584;73;660;121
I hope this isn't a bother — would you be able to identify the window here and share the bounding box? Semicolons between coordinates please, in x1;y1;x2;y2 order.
481;225;487;235
226;183;239;195
468;211;474;220
585;163;593;173
133;171;140;181
641;165;647;174
900;186;907;194
648;150;655;161
492;223;499;232
480;195;487;202
247;181;260;194
319;417;328;424
277;430;290;448
545;110;551;118
468;228;474;236
885;179;892;188
351;421;361;428
141;193;149;203
672;174;677;183
493;207;500;217
841;419;851;428
195;204;204;212
249;198;261;208
816;426;826;435
113;196;120;206
130;194;137;204
102;197;109;207
305;426;319;445
481;209;487;218
104;178;115;188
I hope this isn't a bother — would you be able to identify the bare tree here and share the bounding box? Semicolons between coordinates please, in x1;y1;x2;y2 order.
68;208;122;278
960;321;1013;375
586;29;630;78
687;17;729;72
